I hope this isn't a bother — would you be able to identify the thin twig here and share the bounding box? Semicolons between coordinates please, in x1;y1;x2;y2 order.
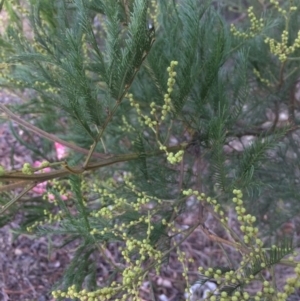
200;223;245;251
0;180;29;192
0;182;38;214
0;103;108;159
288;79;299;124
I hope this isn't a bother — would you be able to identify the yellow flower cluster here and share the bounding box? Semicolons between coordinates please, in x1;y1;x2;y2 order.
230;7;263;39
182;189;262;247
53;181;300;301
127;176;161;206
265;30;300;62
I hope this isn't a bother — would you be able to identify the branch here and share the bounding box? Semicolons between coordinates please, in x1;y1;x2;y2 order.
226;124;298;139
0;143;187;212
0;143;188;185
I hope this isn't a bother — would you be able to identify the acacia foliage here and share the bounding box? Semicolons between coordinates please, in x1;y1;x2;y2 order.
1;0;300;299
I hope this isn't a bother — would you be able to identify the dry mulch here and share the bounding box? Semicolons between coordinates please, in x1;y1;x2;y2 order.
0;226;71;301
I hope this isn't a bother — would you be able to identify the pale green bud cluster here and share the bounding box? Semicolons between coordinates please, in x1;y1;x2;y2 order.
276;263;300;301
230;7;263;39
127;92;157;127
26;209;64;232
178;248;193;299
253;68;271;87
32;41;47;55
161;60;178;120
40;161;50;168
183;189;227;223
127;93;140;114
90;188;126;221
158;144;184;165
52;284;118;301
82;33;88;59
0;71;27;89
122;266;143;295
125;61;180;165
120;115;135;132
265;30;300;62
269;0;297;15
148;0;159;29
22;162;33;175
123;175;162;206
127;61;178;127
90;177;163;236
184;189;288;300
10;3;29;16
122;237;162;265
231;2;300;63
0;165;5;176
43;178;71;204
32;80;50;90
197;266;254;300
232;189;260;245
166;149;184;164
78;177;173;301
